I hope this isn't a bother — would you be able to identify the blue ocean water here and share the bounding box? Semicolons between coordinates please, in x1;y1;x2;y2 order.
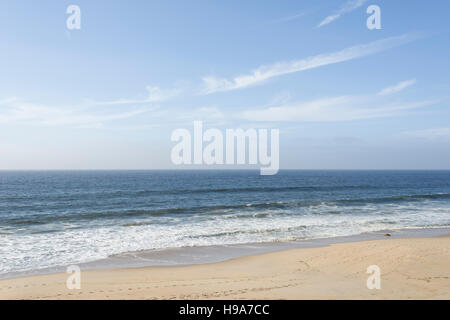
1;170;450;275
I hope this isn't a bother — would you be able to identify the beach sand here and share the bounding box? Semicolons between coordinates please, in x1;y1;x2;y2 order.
1;234;449;300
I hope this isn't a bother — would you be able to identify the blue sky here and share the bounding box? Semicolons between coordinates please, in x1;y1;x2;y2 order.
0;0;449;169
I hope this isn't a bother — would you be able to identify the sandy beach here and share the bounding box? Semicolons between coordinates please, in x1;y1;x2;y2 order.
1;234;449;300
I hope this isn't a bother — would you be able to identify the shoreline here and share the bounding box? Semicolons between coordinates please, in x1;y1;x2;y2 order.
2;226;449;281
1;230;449;299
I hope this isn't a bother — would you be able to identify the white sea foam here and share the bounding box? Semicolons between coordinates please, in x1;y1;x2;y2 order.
1;200;449;275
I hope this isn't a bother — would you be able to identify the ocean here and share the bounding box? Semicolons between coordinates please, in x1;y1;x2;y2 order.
1;170;450;276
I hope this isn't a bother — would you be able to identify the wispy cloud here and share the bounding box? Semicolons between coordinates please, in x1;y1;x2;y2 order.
240;84;438;122
403;127;450;140
0;97;230;129
94;86;182;106
378;79;417;95
202;34;418;94
318;0;368;28
270;12;308;24
0;98;154;127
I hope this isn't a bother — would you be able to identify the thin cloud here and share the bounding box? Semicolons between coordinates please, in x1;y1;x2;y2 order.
0;98;228;129
240;85;439;122
0;98;154;127
241;98;437;122
403;127;450;140
270;12;308;24
378;79;417;95
318;0;369;28
94;86;182;105
202;34;418;94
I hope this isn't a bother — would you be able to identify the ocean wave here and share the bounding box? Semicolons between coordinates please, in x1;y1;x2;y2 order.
186;225;308;239
338;193;450;204
3;192;450;228
136;184;379;195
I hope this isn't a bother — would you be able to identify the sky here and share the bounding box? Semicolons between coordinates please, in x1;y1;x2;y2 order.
0;0;449;170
